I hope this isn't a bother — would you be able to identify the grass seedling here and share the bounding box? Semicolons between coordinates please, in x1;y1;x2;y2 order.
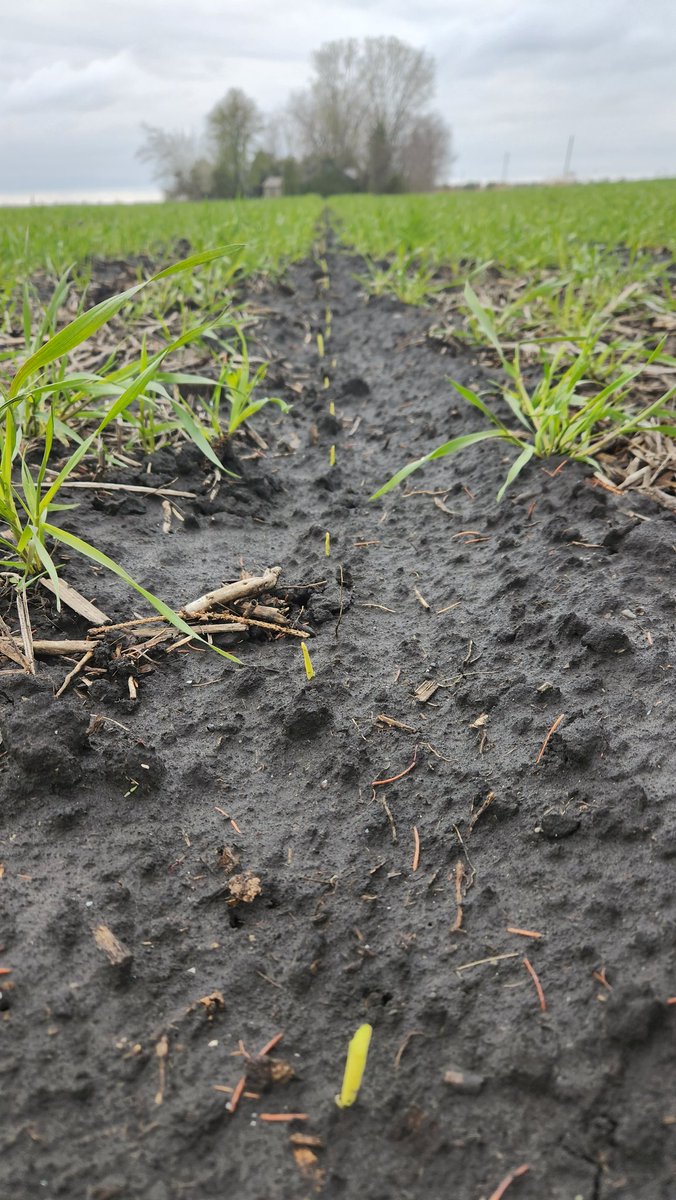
360;247;443;306
317;332;325;358
301;641;315;680
324;532;331;556
186;332;290;446
329;444;336;466
1;246;244;658
335;1024;373;1109
372;283;675;502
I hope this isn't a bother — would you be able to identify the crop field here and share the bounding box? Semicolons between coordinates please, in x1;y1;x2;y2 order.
1;181;675;1200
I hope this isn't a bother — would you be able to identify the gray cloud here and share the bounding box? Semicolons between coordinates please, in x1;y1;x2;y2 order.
2;0;675;198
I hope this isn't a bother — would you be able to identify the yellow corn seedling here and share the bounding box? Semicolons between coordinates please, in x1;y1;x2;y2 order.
301;641;315;680
335;1024;373;1109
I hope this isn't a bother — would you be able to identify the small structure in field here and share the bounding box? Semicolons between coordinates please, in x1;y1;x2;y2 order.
262;176;284;199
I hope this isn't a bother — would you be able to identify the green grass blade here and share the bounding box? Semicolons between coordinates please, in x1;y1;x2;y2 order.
40;433;97;511
9;246;241;398
30;535;62;607
449;379;510;432
496;444;535;501
168;398;238;475
463;283;508;365
371;430;502;499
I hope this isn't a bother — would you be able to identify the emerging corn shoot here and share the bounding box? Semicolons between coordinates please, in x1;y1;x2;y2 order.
301;642;315;680
335;1024;373;1109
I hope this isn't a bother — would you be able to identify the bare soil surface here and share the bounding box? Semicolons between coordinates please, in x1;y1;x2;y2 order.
1;254;675;1200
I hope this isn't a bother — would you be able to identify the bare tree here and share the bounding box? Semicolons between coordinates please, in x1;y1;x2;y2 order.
207;88;263;197
287;36;449;192
287;39;365;169
399;115;453;192
139;39;451;200
361;37;435;150
137;125;209;199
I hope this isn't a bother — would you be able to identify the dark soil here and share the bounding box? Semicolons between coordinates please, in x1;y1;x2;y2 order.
1;253;675;1200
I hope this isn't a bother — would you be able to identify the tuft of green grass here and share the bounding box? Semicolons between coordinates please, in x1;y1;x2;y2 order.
372;283;676;502
0;246;250;657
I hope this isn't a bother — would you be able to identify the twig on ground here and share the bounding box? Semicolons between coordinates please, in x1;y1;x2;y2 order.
213;1084;261;1100
593;968;612;990
506;927;543;940
335;564;345;638
221;610;309;638
452;861;465;932
0;634;31;670
154;1035;169;1106
16;590;35;675
40;577;109;624
452;824;477;891
488;1163;530;1200
35;639;99;655
523;957;547;1011
55;649;95;698
225;1074;247;1114
469;788;494;828
377;792;398;843
456;952;520;974
394;1029;425;1069
411;825;421;871
258;1031;284;1057
89;616;165;635
372;745;418;787
183;566;281;617
41;479;196;499
535;713;565;764
414;587;430;610
376;714;418;733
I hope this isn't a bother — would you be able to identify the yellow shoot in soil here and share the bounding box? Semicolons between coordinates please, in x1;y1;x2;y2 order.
301;641;315;680
329;400;335;416
325;532;331;556
329;444;336;466
335;1024;373;1109
323;375;330;389
317;332;325;358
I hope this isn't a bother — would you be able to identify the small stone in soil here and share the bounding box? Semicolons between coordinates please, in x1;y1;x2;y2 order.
540;811;581;839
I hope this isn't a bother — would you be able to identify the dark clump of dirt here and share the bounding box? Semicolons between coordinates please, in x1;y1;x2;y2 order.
0;252;675;1200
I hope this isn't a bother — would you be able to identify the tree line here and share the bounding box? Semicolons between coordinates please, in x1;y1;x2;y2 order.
139;37;453;200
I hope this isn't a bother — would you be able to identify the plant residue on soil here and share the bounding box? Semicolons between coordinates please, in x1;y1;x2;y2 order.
1;253;675;1200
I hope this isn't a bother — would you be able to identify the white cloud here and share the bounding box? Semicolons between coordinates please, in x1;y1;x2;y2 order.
2;0;675;194
6;51;146;113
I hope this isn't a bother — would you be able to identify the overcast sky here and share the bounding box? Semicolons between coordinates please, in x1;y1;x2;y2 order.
3;0;674;202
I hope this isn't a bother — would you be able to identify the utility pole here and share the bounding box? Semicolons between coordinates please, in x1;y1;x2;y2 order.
501;152;510;185
563;135;575;179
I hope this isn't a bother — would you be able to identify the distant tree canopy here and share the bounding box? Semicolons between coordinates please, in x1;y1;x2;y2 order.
138;37;453;201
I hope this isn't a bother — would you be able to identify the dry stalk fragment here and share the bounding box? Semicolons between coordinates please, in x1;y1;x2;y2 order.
40;578;110;624
535;713;565;764
488;1163;530;1200
183;566;281;616
93;923;133;968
